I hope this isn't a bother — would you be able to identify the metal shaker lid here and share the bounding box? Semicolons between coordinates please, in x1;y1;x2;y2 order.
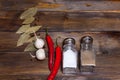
63;38;75;45
80;36;93;44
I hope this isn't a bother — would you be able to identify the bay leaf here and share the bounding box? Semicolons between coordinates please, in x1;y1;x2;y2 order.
24;42;37;52
26;36;41;43
26;36;36;43
22;17;35;24
25;26;42;33
17;33;30;46
16;24;30;34
20;7;38;19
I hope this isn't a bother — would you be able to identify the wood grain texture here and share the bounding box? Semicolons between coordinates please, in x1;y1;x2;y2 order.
0;0;120;79
1;14;120;32
1;0;120;12
1;0;120;32
0;32;120;54
0;52;119;80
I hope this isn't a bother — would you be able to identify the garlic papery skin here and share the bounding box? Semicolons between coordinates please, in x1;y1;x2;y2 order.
36;49;46;60
34;38;45;49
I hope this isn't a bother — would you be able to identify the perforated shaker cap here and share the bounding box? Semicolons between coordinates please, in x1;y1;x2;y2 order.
81;36;93;44
63;38;75;45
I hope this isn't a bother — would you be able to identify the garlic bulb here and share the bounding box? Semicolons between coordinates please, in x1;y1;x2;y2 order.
34;38;45;49
36;49;46;60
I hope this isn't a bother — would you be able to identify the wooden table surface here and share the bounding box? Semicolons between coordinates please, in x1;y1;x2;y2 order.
0;0;120;80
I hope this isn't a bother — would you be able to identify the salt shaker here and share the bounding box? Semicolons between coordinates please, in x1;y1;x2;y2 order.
80;36;96;73
62;38;78;74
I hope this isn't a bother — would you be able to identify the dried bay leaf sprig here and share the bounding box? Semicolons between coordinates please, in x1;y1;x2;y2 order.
26;35;41;44
26;36;36;43
17;33;30;46
25;26;42;33
17;26;41;47
22;17;35;24
16;24;30;34
20;7;38;20
16;25;41;34
24;42;37;52
16;7;42;52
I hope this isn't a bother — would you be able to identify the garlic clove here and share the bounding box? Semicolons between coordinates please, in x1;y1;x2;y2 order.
34;38;45;49
36;49;46;60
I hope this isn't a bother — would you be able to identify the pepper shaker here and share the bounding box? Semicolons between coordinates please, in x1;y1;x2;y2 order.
62;38;78;74
80;36;96;73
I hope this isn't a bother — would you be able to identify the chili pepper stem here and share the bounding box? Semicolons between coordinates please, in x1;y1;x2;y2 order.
55;38;58;46
46;28;49;35
56;37;61;46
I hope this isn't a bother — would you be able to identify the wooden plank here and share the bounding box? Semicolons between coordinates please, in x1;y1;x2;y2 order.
1;15;120;32
0;52;120;80
0;52;49;75
1;0;120;12
1;8;120;32
0;32;120;54
1;10;120;20
0;74;48;80
0;32;23;52
0;75;113;80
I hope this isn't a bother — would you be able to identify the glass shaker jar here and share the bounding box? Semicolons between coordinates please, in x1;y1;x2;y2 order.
80;36;96;73
62;38;78;74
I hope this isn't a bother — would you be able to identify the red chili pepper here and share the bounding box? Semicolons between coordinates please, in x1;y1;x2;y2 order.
46;30;54;71
47;44;62;80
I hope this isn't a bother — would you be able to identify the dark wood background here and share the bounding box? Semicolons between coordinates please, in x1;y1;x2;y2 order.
0;0;120;80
